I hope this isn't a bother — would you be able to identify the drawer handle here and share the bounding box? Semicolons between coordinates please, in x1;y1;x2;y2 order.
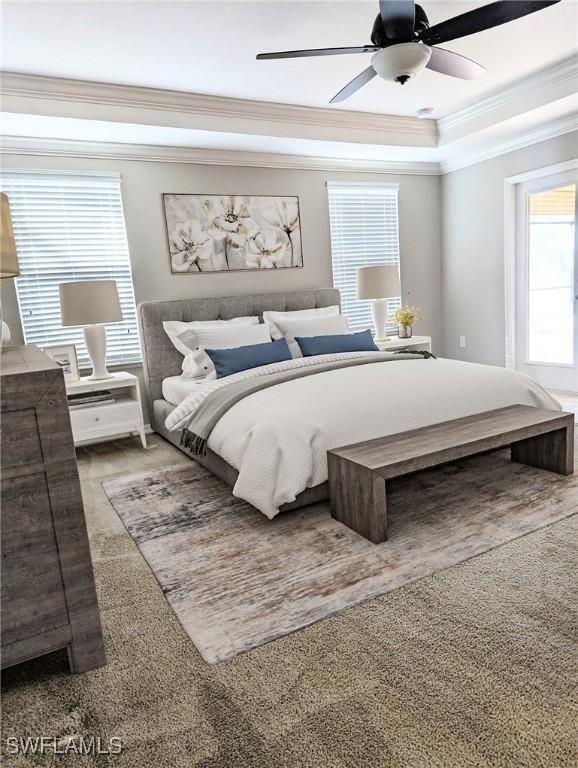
94;417;100;422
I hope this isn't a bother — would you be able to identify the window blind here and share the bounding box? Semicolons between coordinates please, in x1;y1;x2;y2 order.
1;172;140;368
327;182;401;331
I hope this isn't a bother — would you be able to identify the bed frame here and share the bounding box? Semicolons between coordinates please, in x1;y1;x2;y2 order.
137;288;340;511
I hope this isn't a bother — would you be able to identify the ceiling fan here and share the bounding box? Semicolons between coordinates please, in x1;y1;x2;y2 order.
256;1;561;104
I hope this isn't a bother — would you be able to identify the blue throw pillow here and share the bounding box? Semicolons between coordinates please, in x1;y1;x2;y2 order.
205;338;292;378
296;329;378;357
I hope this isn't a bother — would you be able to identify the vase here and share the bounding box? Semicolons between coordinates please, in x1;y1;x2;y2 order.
398;324;413;339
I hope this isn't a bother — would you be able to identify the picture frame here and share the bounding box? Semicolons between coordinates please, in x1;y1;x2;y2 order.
43;343;80;383
162;193;304;274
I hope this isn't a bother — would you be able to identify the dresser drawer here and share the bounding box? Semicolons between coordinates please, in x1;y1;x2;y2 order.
1;473;69;646
0;409;43;470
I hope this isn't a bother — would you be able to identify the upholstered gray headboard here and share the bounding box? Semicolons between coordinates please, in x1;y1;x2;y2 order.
137;288;340;412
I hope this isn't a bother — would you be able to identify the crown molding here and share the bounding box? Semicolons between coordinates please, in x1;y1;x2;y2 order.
0;72;438;148
0;135;442;175
438;56;578;144
440;112;578;174
2;57;575;171
2;114;574;177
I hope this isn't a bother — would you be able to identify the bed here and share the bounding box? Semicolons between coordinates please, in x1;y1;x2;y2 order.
138;289;342;511
138;289;560;518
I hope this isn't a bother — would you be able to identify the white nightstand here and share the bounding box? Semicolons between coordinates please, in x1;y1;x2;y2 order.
375;335;432;353
66;371;147;448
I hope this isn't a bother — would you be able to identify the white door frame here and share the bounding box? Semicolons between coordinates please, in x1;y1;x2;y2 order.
503;158;578;376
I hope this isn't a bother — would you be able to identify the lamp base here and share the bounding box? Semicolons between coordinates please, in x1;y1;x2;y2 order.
370;299;388;342
87;372;115;381
84;324;113;380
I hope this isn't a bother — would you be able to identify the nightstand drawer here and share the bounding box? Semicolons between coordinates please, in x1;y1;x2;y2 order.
69;400;139;432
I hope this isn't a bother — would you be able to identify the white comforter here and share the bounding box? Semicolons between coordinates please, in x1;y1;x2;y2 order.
165;354;560;518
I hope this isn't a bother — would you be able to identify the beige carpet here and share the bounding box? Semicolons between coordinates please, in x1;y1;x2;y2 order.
103;446;577;663
1;435;577;768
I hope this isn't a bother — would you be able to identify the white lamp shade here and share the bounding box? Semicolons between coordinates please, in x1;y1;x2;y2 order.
60;279;123;326
357;265;401;300
1;193;20;279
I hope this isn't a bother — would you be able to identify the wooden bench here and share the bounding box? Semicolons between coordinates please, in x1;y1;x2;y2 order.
327;405;574;544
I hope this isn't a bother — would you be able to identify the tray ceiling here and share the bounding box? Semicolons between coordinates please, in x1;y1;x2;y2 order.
1;0;577;118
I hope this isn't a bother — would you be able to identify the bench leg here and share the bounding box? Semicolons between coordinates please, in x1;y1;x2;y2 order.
511;423;574;476
328;454;387;543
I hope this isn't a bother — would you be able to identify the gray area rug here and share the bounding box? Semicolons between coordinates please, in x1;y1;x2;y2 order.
103;447;577;664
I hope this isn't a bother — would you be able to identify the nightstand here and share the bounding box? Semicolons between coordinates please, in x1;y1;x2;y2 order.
66;372;146;448
375;335;432;353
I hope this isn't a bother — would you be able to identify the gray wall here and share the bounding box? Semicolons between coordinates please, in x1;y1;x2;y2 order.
441;130;578;366
3;133;577;423
0;153;442;422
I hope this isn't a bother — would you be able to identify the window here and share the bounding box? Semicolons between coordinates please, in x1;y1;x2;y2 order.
527;184;575;364
1;171;140;367
327;181;400;331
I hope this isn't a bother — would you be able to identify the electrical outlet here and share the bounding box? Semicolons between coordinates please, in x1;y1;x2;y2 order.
459;336;466;348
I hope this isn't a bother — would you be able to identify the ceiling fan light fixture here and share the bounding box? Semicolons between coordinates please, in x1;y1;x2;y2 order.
371;42;432;84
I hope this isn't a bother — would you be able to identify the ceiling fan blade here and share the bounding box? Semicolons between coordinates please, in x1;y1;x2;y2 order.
256;46;380;60
330;66;377;103
420;0;561;46
426;47;485;79
380;0;415;41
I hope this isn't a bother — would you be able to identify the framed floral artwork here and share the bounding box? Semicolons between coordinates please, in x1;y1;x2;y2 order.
162;194;303;273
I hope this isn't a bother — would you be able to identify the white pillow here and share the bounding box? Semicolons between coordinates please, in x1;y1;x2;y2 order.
263;305;340;340
181;323;272;380
275;314;349;357
163;316;259;357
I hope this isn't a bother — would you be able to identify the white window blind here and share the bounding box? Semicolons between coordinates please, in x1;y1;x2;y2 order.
1;172;140;368
327;182;401;331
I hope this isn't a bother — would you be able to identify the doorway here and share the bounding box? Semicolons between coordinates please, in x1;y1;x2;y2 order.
508;165;577;393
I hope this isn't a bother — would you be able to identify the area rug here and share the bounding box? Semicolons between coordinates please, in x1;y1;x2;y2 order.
103;447;577;664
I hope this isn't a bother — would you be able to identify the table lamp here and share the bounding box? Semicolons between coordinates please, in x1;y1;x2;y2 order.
1;192;20;347
59;279;123;380
357;265;401;341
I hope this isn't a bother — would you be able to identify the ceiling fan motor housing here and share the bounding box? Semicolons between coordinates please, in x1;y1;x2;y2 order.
371;43;432;84
371;4;429;46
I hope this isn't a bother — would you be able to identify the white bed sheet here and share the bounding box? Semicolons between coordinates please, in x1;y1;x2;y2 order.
162;375;200;406
165;356;560;519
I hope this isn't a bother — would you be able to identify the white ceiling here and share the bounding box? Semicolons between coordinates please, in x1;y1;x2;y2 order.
1;0;577;118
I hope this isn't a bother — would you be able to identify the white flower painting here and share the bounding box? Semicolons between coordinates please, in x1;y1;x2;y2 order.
163;194;303;273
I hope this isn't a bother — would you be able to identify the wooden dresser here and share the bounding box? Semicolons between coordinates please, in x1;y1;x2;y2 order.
1;345;106;672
